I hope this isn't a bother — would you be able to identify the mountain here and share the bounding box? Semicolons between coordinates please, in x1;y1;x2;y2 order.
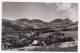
30;19;49;29
49;19;63;24
48;18;73;28
2;19;15;28
15;18;49;29
62;18;72;25
14;18;31;23
2;18;49;31
2;19;33;31
2;18;76;31
48;19;62;28
2;19;14;33
31;19;46;23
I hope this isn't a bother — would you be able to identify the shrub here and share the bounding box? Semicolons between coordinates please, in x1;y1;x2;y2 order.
44;35;74;45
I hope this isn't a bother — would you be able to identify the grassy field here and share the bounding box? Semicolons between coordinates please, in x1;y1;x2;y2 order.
28;46;77;51
3;31;78;51
61;31;78;41
6;31;78;51
7;45;77;51
28;31;78;51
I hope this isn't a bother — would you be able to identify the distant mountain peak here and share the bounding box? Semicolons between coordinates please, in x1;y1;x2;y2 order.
2;18;75;30
49;19;63;24
14;18;31;23
31;19;46;23
63;18;72;22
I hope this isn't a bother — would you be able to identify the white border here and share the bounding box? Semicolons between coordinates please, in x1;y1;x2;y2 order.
1;0;79;3
0;0;80;53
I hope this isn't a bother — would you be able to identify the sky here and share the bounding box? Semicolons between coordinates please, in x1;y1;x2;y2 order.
2;2;78;22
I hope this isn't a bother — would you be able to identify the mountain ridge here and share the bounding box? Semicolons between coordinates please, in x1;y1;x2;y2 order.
2;18;77;30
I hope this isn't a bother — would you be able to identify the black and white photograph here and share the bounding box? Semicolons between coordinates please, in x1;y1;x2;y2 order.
2;2;78;51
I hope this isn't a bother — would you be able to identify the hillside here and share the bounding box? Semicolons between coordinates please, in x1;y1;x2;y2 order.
2;18;77;30
2;18;78;51
48;18;73;29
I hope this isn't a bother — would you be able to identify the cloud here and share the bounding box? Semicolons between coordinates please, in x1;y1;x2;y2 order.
56;3;78;22
56;3;72;11
65;8;78;22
